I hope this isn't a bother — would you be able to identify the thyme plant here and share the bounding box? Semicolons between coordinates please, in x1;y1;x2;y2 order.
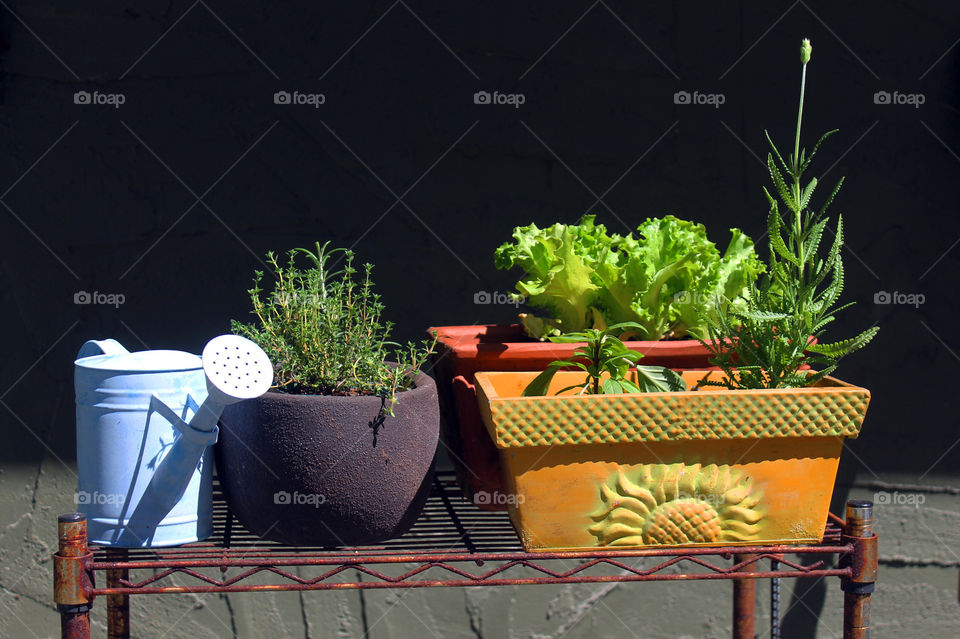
232;242;435;412
700;39;878;389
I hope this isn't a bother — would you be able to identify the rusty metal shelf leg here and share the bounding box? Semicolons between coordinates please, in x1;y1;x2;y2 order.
733;553;757;639
841;500;877;639
54;514;94;639
770;559;781;639
106;548;131;639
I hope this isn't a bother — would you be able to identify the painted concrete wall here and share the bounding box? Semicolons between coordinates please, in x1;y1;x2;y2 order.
2;1;959;636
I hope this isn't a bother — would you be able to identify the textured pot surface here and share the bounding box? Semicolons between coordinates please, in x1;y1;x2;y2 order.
216;372;439;546
428;324;714;508
475;370;870;551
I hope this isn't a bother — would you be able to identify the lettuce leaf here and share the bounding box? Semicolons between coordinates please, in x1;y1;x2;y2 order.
495;215;764;341
672;226;767;339
494;216;617;338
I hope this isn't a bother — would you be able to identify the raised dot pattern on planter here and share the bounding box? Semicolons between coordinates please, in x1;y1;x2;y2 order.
484;379;870;448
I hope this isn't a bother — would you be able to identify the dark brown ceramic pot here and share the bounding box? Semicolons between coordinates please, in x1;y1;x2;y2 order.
215;371;439;546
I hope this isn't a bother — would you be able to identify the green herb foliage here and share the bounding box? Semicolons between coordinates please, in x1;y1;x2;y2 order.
232;242;435;412
699;39;878;389
495;215;764;342
521;322;686;397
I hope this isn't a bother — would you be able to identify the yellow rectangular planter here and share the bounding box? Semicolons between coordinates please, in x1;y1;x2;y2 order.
474;370;870;552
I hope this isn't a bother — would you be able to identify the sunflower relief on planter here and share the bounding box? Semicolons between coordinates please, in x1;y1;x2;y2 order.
588;464;763;547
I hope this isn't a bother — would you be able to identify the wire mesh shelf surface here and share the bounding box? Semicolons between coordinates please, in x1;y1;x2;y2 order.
88;471;852;595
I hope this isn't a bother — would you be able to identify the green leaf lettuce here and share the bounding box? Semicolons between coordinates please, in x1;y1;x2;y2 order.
495;215;764;341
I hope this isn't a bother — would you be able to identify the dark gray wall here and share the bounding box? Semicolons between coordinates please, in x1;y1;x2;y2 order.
1;2;959;637
4;1;957;472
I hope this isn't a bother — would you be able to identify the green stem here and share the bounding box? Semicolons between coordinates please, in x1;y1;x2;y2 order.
793;60;808;309
592;335;602;394
793;62;807;237
794;63;806;175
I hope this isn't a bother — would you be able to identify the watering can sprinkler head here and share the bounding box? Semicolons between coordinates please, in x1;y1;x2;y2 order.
201;334;273;403
188;335;273;432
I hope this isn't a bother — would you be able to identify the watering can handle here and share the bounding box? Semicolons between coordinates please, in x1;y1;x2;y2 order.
77;339;129;359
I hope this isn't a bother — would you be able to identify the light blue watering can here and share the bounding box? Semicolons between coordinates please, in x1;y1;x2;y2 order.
75;335;272;547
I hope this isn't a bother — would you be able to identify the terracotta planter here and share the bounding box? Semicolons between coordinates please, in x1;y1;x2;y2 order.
215;372;439;546
474;370;870;551
428;324;714;509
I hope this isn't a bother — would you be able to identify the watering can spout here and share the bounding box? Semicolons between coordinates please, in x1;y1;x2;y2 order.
113;396;220;546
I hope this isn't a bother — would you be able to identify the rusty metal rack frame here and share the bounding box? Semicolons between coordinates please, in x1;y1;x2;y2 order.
54;472;877;639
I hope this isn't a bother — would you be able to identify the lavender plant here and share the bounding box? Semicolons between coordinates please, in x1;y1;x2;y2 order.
699;39;878;389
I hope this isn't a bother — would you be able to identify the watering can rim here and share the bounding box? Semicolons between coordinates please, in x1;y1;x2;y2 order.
76;349;202;373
